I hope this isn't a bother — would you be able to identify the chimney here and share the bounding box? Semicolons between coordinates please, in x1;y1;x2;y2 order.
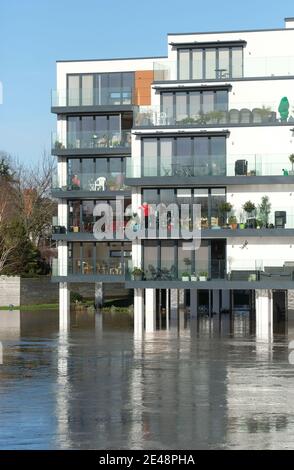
285;17;294;28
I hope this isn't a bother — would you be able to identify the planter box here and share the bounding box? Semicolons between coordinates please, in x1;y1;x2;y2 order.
191;276;198;282
199;276;207;281
182;276;190;281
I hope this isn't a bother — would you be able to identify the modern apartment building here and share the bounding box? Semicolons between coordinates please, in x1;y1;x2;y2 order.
52;17;294;335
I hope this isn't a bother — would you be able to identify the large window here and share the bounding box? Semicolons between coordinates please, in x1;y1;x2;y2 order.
66;113;132;149
68;198;131;233
142;187;226;229
67;157;126;191
68;242;131;275
178;46;243;80
67;72;134;106
142;240;217;279
161;89;228;124
141;135;226;177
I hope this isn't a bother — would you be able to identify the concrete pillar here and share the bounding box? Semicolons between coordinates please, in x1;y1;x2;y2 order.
212;290;220;314
59;282;70;330
255;289;273;342
221;290;230;311
94;282;104;308
179;288;185;307
145;288;156;332
190;289;197;319
134;288;144;337
170;289;178;328
166;289;170;330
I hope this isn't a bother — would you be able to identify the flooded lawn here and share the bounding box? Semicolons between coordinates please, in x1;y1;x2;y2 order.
0;309;293;449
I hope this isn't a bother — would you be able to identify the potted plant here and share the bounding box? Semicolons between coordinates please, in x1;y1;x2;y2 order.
289;154;294;175
218;202;233;227
199;271;208;281
181;272;190;281
258;195;271;227
132;267;144;281
191;272;198;281
228;215;238;230
256;106;273;123
243;200;256;217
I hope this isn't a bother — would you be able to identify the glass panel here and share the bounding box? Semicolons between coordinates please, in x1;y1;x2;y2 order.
202;91;214;114
175;138;192;173
68;75;79;106
143;139;157;176
143;189;158;204
108;73;121;105
210;137;226;175
161;93;174;123
161;242;175;275
218;48;230;79
67;116;79;148
69;201;80;231
176;93;188;122
178;49;190;80
195;242;209;275
211;188;226;228
195;137;209;176
194;189;208;228
82;75;93;105
178;242;192;275
232;47;243;78
82;201;94;232
144;242;158;278
215;90;228;111
205;49;216;79
122;72;134;104
96;158;108;176
192;49;203;79
160;138;173;176
190;92;201;119
95;116;107;132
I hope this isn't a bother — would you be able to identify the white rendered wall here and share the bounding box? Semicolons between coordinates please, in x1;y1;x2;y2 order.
56;57;159;91
167;28;294;72
226;238;294;271
226;184;294;227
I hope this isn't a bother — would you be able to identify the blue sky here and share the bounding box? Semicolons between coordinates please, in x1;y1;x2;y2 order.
0;0;293;164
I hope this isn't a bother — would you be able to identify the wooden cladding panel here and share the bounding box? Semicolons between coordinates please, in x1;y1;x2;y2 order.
134;70;154;106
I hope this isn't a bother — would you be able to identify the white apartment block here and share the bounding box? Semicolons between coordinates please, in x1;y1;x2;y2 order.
51;17;294;335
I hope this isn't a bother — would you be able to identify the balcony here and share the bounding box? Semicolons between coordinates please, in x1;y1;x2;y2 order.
125;259;294;288
51;87;134;110
52;257;127;281
134;102;294;128
153;56;294;82
52;130;131;155
126;153;294;184
52;172;126;191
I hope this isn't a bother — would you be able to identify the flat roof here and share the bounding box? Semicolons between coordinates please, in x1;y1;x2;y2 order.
56;55;167;63
167;27;294;36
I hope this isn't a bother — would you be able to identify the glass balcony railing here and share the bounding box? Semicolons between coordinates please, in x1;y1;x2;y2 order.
52;258;126;277
134;101;294;127
125;259;294;282
51;87;134;107
52;130;132;150
52;172;128;192
153;56;294;82
126;154;294;178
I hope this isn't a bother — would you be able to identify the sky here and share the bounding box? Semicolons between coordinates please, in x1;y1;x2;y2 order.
0;0;293;164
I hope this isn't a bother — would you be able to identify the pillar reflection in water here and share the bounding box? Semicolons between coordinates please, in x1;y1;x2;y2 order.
56;330;72;448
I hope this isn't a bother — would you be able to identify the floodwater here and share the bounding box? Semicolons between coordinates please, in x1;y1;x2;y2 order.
0;308;294;450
